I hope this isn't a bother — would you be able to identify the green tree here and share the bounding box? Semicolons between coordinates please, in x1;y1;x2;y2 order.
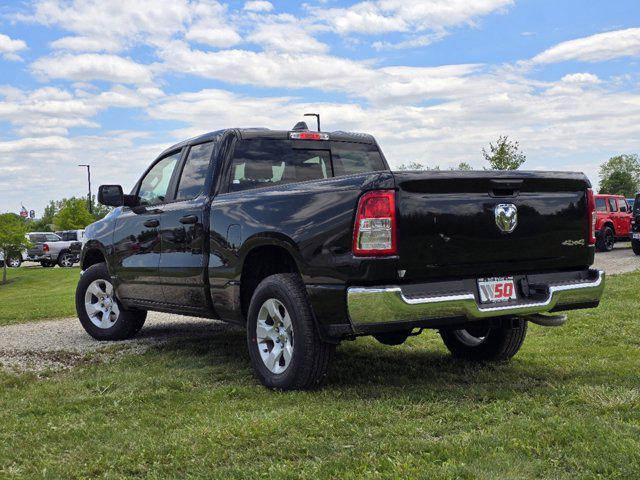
482;136;526;170
53;198;95;230
397;162;440;171
0;213;30;284
454;162;472;171
90;195;112;221
598;154;640;196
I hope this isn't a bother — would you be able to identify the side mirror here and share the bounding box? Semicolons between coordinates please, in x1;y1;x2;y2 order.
98;185;124;207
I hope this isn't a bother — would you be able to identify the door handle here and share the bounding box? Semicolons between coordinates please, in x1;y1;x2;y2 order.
143;219;159;228
179;215;198;225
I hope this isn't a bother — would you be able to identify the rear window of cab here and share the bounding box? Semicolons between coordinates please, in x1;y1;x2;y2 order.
229;139;386;192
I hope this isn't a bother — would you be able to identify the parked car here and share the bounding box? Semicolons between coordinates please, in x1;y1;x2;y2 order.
631;193;640;255
76;126;605;390
594;194;632;252
627;198;635;211
25;232;81;267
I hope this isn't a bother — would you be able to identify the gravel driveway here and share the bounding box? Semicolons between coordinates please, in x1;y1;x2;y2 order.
1;244;637;374
0;313;229;373
593;242;639;275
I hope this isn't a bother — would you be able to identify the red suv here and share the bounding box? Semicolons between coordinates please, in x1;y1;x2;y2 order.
594;194;632;251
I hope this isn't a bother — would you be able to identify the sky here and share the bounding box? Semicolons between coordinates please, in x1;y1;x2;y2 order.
0;0;639;215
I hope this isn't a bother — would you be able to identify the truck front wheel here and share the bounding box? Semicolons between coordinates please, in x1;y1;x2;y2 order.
246;273;334;390
76;262;147;340
439;319;527;361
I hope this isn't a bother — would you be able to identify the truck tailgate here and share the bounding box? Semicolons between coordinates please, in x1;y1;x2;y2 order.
394;171;592;280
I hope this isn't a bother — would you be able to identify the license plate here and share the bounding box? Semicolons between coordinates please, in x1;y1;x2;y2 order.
478;277;517;303
633;233;640;240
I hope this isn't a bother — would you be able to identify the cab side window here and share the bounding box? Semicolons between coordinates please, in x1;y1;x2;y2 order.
608;198;618;212
175;142;214;200
138;152;181;206
617;198;628;213
595;198;607;212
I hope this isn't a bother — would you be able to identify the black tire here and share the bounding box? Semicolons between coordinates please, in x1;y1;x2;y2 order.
76;262;147;340
632;239;640;256
57;250;75;268
439;319;527;361
41;261;55;268
7;257;21;268
246;273;335;390
596;226;615;252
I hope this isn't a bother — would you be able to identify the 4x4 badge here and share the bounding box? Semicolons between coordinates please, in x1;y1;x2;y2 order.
495;204;518;233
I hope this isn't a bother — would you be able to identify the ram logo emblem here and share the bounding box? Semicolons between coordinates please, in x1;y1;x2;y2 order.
495;204;518;233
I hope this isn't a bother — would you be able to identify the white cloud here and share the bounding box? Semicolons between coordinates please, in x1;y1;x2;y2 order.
156;42;527;107
372;32;447;50
184;25;242;48
0;33;27;61
31;53;154;84
22;0;241;52
50;36;122;53
561;73;601;84
530;27;640;64
0;85;158;136
247;15;329;53
312;0;513;35
184;0;242;48
244;1;274;13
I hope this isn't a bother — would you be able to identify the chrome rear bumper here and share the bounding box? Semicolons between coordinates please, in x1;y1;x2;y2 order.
347;269;604;330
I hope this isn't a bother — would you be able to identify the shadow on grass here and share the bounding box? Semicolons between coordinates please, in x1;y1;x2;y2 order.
135;320;580;397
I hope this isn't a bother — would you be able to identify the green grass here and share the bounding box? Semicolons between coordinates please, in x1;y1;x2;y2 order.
0;266;79;326
1;272;639;478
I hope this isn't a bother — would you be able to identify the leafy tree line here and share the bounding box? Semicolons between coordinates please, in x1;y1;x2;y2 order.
30;196;111;232
398;136;525;171
397;136;639;198
598;154;640;197
0;196;110;284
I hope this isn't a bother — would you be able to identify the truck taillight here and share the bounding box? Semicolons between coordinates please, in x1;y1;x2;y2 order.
587;188;596;245
43;243;49;252
353;190;397;256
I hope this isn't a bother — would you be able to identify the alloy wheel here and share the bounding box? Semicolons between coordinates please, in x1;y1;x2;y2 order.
255;298;294;374
84;279;120;329
59;252;74;267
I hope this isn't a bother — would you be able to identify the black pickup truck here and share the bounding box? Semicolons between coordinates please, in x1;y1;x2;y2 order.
76;126;605;389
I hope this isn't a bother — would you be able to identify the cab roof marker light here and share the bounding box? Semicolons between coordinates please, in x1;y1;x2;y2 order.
289;131;329;140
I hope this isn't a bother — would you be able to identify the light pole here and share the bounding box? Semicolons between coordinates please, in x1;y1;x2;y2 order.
304;113;321;131
78;164;92;214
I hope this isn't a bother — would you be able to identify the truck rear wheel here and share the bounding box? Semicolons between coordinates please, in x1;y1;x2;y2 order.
439;319;527;361
57;251;75;267
632;239;640;256
76;262;147;340
246;273;334;390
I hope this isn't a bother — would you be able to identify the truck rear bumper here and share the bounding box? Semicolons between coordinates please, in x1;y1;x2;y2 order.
347;269;604;332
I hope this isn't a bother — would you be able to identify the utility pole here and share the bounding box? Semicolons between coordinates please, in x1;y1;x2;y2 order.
78;164;92;213
304;113;321;131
